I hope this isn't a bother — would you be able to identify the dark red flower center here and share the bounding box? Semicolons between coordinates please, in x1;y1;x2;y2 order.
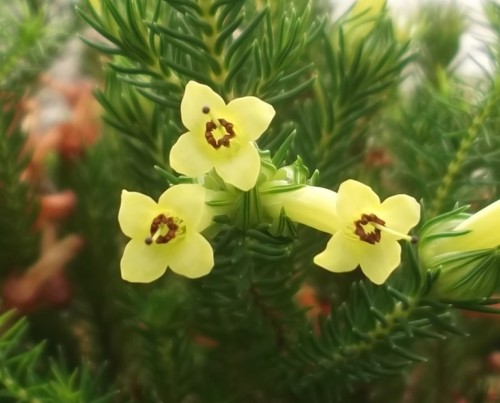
354;213;385;245
204;118;235;149
145;213;180;245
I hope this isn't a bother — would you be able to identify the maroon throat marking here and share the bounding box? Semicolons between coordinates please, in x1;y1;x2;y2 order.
145;213;179;245
354;213;385;245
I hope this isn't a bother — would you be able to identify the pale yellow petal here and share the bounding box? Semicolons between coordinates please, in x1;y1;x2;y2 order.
120;239;168;283
118;190;158;239
453;200;500;250
378;194;421;235
313;232;360;273
167;232;214;278
214;142;260;191
170;131;214;177
181;81;227;133
226;97;275;141
158;184;208;230
337;179;380;222
263;186;338;234
358;238;401;284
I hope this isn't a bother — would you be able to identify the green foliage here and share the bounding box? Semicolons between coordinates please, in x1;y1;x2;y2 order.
189;226;303;400
293;11;411;188
414;2;466;87
95;70;169;194
0;100;39;271
285;247;454;397
0;311;115;402
55;137;130;368
0;1;70;91
385;62;500;216
114;282;204;402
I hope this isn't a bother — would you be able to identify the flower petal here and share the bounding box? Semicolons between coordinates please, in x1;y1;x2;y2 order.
336;179;380;223
358;239;401;284
214;142;260;191
181;81;227;133
158;184;209;230
378;194;420;235
167;232;214;278
313;232;360;273
453;200;500;250
120;239;168;283
170;131;214;177
226;96;275;141
118;190;158;239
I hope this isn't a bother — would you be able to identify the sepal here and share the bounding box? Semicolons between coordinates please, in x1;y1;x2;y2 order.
429;248;500;301
154;165;195;185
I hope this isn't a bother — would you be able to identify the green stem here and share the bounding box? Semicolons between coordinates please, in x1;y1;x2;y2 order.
199;0;228;89
327;298;417;367
294;286;454;389
430;81;498;216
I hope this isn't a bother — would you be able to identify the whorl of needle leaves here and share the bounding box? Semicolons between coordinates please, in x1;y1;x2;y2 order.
0;311;115;402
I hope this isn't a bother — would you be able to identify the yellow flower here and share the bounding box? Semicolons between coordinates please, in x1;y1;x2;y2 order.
118;184;214;282
350;0;386;17
261;186;338;234
314;180;420;284
89;0;102;14
258;160;338;233
169;81;275;191
437;200;500;252
419;201;500;300
343;0;386;45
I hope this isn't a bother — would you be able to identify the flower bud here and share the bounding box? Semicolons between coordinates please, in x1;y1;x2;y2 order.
343;0;387;46
419;201;500;301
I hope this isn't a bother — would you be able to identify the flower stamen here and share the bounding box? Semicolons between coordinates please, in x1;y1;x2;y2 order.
204;119;235;149
145;213;183;245
373;222;417;243
354;213;385;244
354;213;416;244
202;105;236;149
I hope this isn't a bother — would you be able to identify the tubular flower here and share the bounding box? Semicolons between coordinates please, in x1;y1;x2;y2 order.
261;185;338;234
430;200;500;253
118;184;214;282
419;201;500;300
314;180;420;285
169;81;275;191
258;160;338;233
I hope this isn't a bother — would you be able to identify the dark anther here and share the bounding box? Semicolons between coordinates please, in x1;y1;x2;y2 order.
354;213;385;245
202;106;210;114
411;235;418;244
204;118;236;149
146;214;179;245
